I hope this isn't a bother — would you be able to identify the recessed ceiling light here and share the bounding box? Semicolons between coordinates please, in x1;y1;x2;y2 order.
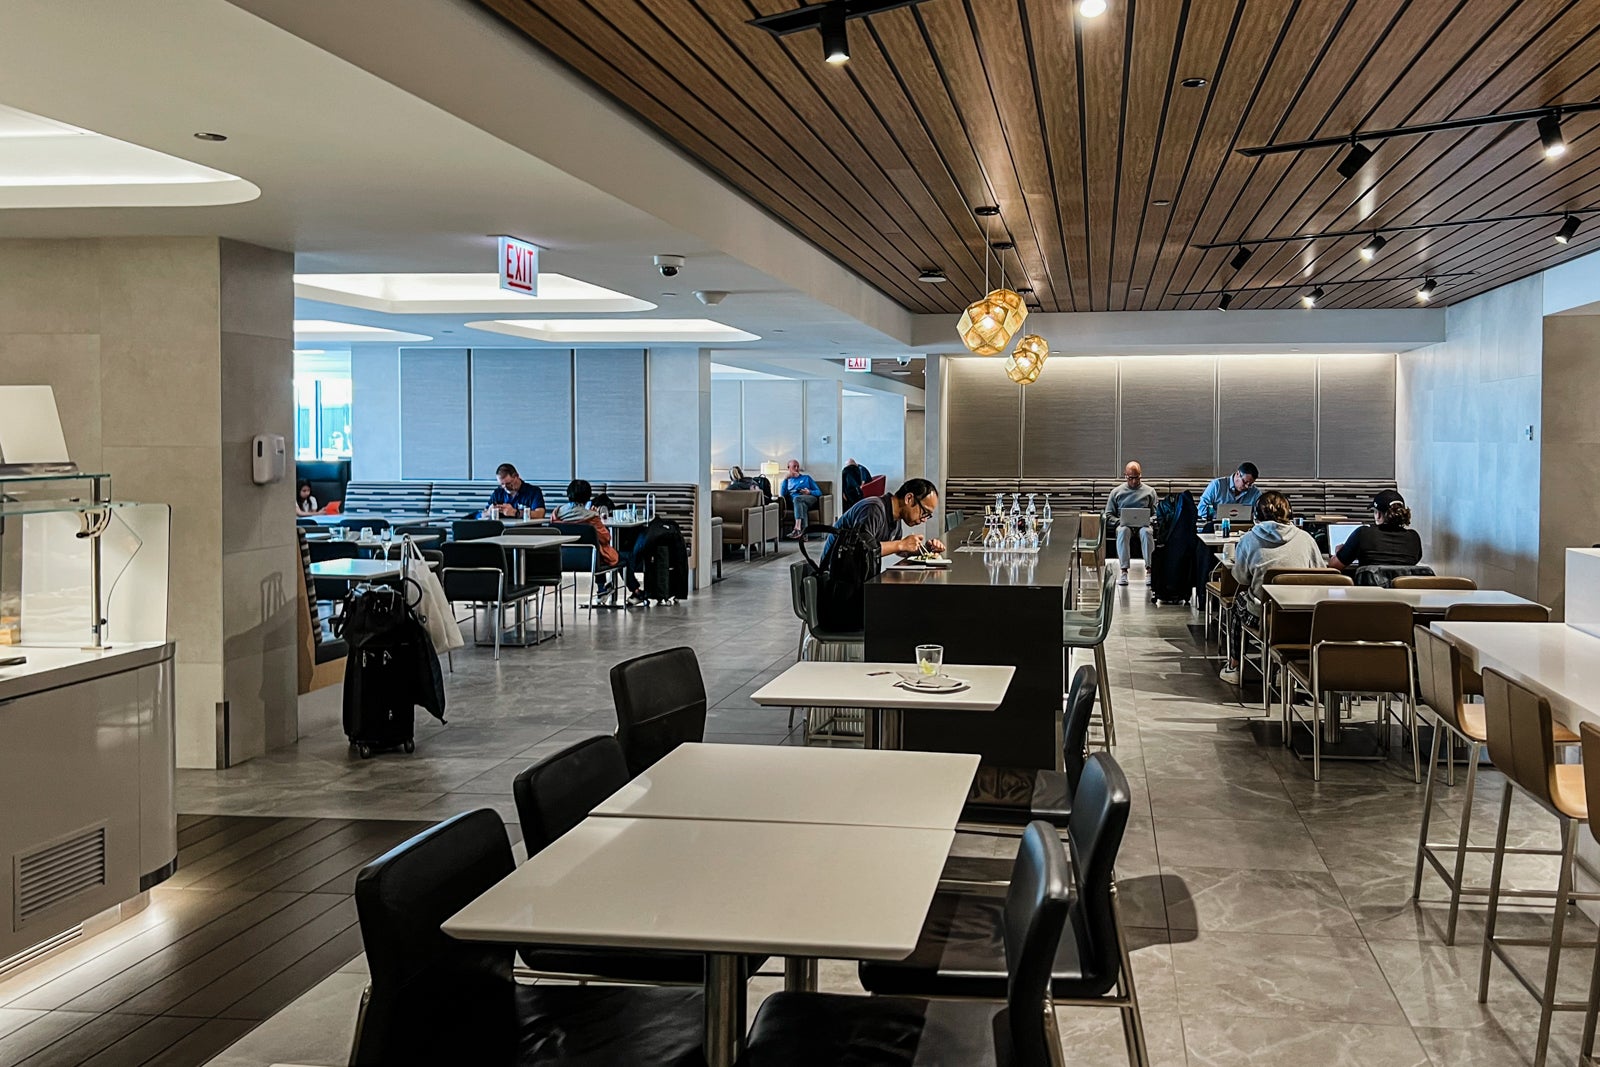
1181;77;1208;89
293;320;433;343
1129;286;1144;291
1152;199;1171;207
294;273;655;315
466;318;760;344
1078;0;1108;16
193;132;227;142
917;269;947;283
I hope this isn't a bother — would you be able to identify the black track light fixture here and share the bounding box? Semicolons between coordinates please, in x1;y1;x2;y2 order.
1336;140;1374;179
1416;277;1438;303
1539;112;1567;159
1302;286;1324;309
1359;233;1387;261
820;4;848;64
1556;214;1581;244
1228;246;1253;270
1217;292;1234;311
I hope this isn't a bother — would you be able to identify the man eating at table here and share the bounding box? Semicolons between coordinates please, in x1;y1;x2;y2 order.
826;477;946;561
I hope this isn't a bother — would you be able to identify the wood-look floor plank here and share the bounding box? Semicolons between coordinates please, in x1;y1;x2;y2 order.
174;816;234;851
171;818;355;891
224;821;410;893
163;816;320;880
58;892;312;1015
164;897;358;1020
0;1010;99;1067
69;1014;209;1067
137;1018;256;1067
14;1012;193;1067
244;823;426;896
215;922;365;1022
109;893;348;1017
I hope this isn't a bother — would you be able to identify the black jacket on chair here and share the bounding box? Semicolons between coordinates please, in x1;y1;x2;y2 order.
629;518;690;600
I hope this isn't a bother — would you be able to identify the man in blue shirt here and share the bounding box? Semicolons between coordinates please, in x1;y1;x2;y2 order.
780;458;822;539
487;463;546;518
1198;461;1261;520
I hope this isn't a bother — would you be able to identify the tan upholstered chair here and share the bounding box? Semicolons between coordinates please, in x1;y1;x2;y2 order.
711;489;765;560
1392;576;1478;589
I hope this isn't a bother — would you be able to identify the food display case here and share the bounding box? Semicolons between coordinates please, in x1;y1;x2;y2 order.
0;467;176;968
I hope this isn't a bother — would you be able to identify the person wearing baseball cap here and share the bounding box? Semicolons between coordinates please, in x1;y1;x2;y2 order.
1329;489;1422;570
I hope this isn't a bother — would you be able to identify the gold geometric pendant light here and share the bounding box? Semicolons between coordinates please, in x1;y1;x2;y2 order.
957;208;1028;355
1005;333;1048;384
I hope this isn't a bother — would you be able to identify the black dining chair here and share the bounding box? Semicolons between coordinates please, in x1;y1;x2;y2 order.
859;754;1144;1066
737;816;1073;1067
960;663;1099;831
341;517;390;533
609;647;707;777
552;521;626;612
348;809;704;1067
451;519;505;542
510;735;764;984
439;541;527;661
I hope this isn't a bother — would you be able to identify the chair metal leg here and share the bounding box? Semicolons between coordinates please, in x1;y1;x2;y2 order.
1311;692;1322;782
1408;694;1422;784
1533;820;1579;1067
1445;742;1481;946
1112;887;1150;1067
1412;716;1444;900
1582;917;1600;1062
1093;643;1116;747
1478;781;1515;1003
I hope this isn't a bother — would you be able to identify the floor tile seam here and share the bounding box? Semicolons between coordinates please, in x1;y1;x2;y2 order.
166;820;355;890
166;902;360;1021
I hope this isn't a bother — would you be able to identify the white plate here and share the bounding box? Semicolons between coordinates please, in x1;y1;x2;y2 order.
894;672;971;693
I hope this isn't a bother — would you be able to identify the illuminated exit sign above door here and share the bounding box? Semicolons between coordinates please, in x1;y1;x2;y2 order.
497;235;540;295
844;357;870;372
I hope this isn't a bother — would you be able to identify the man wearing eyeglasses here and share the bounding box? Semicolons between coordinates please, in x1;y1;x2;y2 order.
825;477;946;560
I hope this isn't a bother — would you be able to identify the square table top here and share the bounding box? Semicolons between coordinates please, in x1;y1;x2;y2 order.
591;743;980;829
471;534;581;549
306;558;403;580
1433;621;1600;728
749;661;1016;713
1264;585;1536;614
443;815;954;959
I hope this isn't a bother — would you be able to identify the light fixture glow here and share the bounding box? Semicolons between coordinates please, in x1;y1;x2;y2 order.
1555;214;1581;244
1078;0;1108;16
466;318;760;343
1359;233;1387;260
294;272;655;314
1302;286;1324;309
1336;141;1374;180
1416;278;1437;302
821;4;849;63
293;320;433;343
1539;112;1567;158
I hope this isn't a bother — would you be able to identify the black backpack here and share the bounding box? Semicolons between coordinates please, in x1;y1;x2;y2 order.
798;522;878;632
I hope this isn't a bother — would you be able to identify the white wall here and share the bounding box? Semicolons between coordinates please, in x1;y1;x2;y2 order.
646;349;712;586
712;378;905;487
842;392;907;488
1397;276;1544;597
1539;315;1600;615
350;344;400;480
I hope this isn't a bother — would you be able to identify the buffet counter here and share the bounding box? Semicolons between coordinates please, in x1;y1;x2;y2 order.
0;641;177;964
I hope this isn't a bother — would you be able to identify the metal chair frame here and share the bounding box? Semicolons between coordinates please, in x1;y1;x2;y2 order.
1282;637;1419;782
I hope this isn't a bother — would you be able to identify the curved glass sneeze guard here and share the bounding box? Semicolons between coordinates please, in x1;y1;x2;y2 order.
0;473;170;648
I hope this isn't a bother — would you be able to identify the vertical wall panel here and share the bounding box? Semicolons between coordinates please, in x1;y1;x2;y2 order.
399;348;469;478
1218;356;1317;478
1319;354;1397;478
470;349;573;481
573;349;646;479
945;357;1020;478
1022;358;1118;477
1118;357;1217;479
740;380;805;469
710;380;742;475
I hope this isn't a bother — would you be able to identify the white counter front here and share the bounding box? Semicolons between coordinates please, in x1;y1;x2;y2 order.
0;641;177;964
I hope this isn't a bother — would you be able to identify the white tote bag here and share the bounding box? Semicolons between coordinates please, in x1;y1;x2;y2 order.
404;538;464;654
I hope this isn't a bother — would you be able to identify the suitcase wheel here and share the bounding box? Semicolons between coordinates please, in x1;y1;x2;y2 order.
403;741;415;754
358;743;374;759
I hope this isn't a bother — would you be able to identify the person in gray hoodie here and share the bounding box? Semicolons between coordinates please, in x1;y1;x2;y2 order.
1220;490;1324;685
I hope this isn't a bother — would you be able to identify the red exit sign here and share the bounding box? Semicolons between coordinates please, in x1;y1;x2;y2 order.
844;357;871;371
497;235;540;295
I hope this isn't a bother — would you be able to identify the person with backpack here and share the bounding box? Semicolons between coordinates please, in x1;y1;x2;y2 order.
809;478;944;633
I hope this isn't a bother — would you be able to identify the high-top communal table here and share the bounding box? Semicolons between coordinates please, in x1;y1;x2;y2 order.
1265;585;1540;615
864;518;1068;768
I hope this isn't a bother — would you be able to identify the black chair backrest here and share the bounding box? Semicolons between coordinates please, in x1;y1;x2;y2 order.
1000;821;1074;1067
609;646;708;776
553;521;603;571
1062;664;1097;795
342;517;391;532
352;809;517;1066
512;735;630;856
307;540;360;562
452;519;504;542
296;516;319;527
439;541;508;602
1064;753;1132;998
441;540;508;572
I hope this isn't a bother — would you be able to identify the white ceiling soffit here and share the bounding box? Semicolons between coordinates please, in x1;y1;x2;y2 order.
294;319;431;343
469;318;759;344
0;102;258;208
910;308;1446;355
294;272;656;314
710;362;790;380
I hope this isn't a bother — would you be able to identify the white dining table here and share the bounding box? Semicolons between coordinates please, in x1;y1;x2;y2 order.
464;535;579;646
1433;621;1600;729
591;742;980;829
306;558;403;583
750;661;1016;750
443;815;955;1067
1265;585;1539;615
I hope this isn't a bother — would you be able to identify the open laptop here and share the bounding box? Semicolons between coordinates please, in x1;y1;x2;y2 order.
1119;507;1152;529
1327;522;1364;555
1215;503;1253;523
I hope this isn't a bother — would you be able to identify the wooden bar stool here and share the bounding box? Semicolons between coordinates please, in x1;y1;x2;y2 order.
1477;669;1599;1067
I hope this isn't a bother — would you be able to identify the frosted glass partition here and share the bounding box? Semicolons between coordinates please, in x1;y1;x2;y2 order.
19;503;170;646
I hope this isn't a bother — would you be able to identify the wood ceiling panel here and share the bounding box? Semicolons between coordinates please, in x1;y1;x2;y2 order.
477;0;1600;314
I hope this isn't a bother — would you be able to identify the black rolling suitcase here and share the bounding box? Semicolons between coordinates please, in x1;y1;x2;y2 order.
335;584;447;758
1148;491;1201;605
644;545;672;601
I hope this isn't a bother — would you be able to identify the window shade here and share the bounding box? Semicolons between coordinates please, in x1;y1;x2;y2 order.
573;349;647;480
470;349;573;481
399;348;469;478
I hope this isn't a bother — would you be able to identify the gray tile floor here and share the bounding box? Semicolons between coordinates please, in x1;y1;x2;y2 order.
179;554;1594;1066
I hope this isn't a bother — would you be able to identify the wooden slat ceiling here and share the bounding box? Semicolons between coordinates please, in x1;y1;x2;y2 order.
477;0;1600;313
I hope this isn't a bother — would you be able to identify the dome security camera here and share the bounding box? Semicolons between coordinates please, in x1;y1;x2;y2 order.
653;254;685;278
895;355;912;366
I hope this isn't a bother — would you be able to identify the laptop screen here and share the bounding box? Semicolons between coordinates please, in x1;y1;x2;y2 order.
1327;523;1365;555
